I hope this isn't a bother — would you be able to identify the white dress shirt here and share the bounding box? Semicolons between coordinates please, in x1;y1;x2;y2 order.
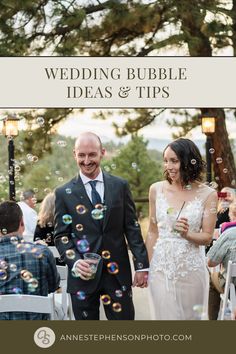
79;170;104;203
18;201;37;242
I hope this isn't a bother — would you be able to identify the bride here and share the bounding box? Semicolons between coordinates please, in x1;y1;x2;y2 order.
146;138;217;320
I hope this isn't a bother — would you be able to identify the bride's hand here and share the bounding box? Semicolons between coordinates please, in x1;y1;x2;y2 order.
174;217;189;238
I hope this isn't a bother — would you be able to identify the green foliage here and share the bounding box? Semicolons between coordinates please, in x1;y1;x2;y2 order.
102;135;162;217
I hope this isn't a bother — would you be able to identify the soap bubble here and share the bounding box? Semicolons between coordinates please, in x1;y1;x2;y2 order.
66;249;76;259
62;214;72;225
76;224;84;232
76;204;87;215
76;291;86;300
102;250;111;260
190;159;196;165
107;262;119;274
209;148;215;154
91;209;104;220
36;117;45;126
77;239;90;253
65;188;72;194
216;157;223;164
61;236;69;244
101;294;111;305
112;303;122;312
115;290;123;298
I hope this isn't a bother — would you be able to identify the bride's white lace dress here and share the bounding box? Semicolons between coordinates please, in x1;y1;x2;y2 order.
148;181;213;320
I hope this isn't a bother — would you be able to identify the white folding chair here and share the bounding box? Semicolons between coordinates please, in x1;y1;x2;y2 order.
48;246;60;258
54;265;74;320
220;260;236;320
0;294;56;319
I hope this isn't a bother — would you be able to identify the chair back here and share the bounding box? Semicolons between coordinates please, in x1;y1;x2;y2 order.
0;294;55;319
220;260;236;319
54;265;74;320
48;246;60;258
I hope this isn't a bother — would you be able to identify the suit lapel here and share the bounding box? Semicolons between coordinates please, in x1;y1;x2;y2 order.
102;172;113;231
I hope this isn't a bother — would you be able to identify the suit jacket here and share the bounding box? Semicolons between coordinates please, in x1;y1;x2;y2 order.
54;172;149;294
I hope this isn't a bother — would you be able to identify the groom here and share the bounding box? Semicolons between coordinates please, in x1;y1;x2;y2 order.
54;132;149;320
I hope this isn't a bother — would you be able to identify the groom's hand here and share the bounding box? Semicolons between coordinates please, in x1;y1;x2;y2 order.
132;271;148;288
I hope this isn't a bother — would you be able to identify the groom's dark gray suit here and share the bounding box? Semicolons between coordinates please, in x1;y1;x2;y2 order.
54;172;149;320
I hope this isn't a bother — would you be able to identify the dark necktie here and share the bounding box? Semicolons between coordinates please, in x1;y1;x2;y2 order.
89;180;102;206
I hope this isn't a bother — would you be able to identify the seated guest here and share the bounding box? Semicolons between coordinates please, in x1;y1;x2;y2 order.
0;201;60;320
215;187;235;228
207;200;236;320
219;201;236;234
34;192;55;246
18;189;38;242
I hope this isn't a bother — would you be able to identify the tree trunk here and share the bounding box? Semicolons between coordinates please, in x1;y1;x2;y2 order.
200;108;236;190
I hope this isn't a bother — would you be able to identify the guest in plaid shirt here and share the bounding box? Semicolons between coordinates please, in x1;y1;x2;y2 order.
0;201;60;320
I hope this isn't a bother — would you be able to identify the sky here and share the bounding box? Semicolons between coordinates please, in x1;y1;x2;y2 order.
56;108;236;146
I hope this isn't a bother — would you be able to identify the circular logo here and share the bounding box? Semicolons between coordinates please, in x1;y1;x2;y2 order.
34;327;56;348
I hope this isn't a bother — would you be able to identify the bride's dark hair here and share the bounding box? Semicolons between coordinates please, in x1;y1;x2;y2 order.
163;138;206;185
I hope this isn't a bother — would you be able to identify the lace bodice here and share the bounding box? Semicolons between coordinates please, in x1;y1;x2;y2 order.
150;182;213;282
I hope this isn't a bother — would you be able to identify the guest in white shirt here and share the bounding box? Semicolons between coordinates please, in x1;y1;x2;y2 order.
18;189;37;242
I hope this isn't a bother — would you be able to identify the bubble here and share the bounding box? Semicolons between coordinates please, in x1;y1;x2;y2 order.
62;214;72;225
16;243;26;254
104;166;110;172
0;269;7;280
112;303;122;312
58;177;64;182
61;236;69;244
20;269;33;282
28;278;39;289
15;165;21;172
82;311;88;319
65;188;72;194
231;179;236;186
76;204;87;215
95;204;104;211
66;249;76;259
193;304;204;320
47;222;53;228
9;263;17;272
137;262;143;270
76;224;84;232
121;285;127;292
77;239;90;253
57;140;67;147
101;294;111;305
45;176;50;181
12;287;23;294
190;159;196;165
134;220;139;227
209;182;218;189
0;260;8;269
102;250;111;260
1;228;8;235
167;207;174;215
216;157;223;164
33;187;39;193
111;164;116;170
209;207;217;214
55;170;60;175
115;290;123;298
107;262;119;274
91;209;104;220
36;117;45;126
183;184;192;191
76;291;86;300
28;283;36;292
223;168;228;174
31;248;44;259
209;148;215;154
32;156;39;163
10;236;18;245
